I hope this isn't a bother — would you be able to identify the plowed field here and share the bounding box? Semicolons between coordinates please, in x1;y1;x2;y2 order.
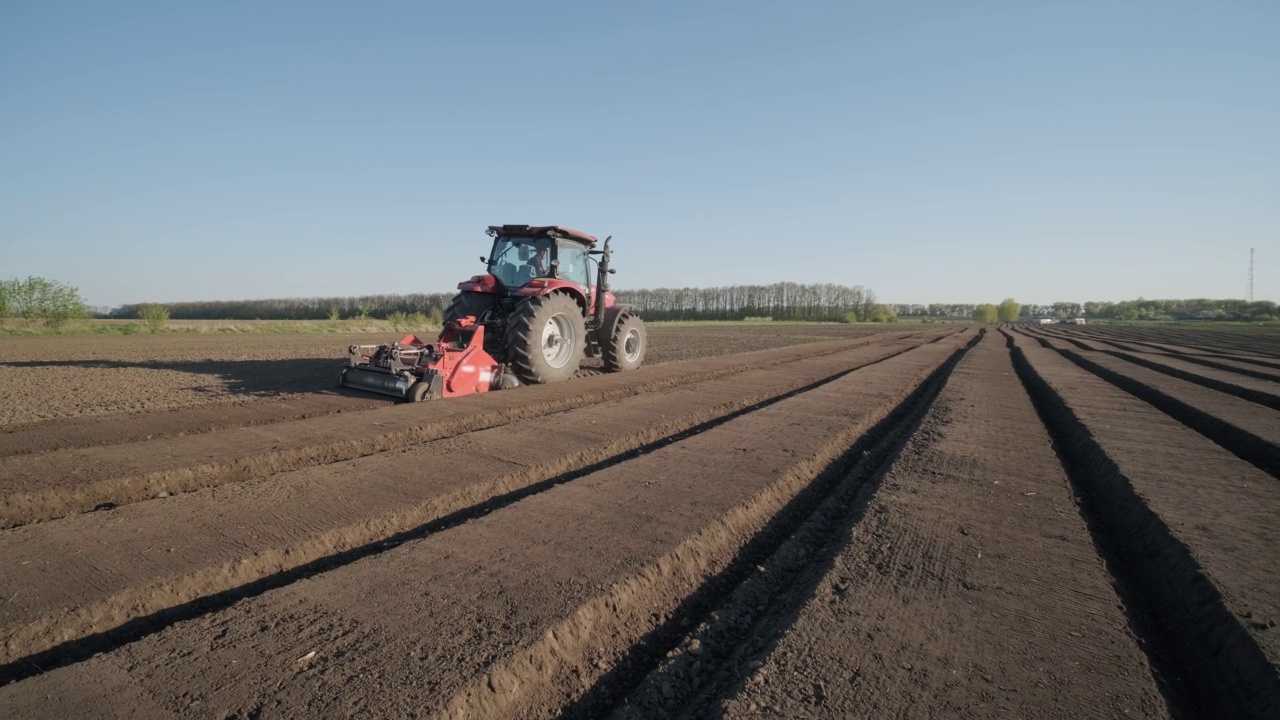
1;322;1276;719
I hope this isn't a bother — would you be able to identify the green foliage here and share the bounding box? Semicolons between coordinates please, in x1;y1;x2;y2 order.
972;304;998;323
996;298;1021;323
623;282;880;322
897;299;1278;323
138;304;170;333
868;304;898;323
388;311;432;332
91;283;883;324
1077;298;1272;322
109;293;459;322
0;276;89;327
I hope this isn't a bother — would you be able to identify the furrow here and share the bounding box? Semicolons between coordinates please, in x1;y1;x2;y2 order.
1096;350;1280;410
1027;329;1280;408
0;339;928;675
0;333;976;718
1041;329;1280;382
1018;330;1280;480
0;393;392;459
1005;330;1280;719
433;334;981;720
713;330;1170;719
1090;334;1280;370
1148;332;1280;358
1148;352;1280;383
567;333;980;720
0;336;911;528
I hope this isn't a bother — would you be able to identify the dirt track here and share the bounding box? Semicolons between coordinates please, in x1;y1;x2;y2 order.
0;322;1277;719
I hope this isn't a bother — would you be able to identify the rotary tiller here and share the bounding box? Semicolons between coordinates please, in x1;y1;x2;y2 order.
339;316;518;402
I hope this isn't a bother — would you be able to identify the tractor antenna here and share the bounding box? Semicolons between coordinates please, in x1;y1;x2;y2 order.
1247;248;1255;303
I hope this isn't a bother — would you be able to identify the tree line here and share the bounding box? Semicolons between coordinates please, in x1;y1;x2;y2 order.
893;298;1278;322
616;283;893;322
4;276;1277;325
108;293;459;321
1075;298;1277;322
103;282;897;323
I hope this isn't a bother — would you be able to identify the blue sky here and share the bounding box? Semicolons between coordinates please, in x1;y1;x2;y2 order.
2;1;1276;307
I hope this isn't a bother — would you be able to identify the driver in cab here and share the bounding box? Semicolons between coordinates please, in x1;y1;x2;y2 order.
531;247;551;278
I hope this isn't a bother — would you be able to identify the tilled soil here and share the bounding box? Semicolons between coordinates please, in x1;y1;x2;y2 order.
0;324;895;428
0;322;1276;719
720;331;1169;719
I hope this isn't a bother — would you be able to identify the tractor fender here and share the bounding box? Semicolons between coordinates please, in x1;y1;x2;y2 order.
457;274;500;294
597;304;638;344
515;281;589;314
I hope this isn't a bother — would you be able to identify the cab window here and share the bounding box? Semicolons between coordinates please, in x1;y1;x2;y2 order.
557;243;591;290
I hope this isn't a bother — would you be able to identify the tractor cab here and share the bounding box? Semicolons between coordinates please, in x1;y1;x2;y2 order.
482;225;596;294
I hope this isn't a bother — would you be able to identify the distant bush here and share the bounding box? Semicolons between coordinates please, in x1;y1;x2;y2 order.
972;304;998;323
388;311;432;332
138;304;170;333
997;298;1020;323
868;304;898;323
0;276;88;327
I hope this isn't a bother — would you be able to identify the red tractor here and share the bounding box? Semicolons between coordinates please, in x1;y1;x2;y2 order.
340;225;646;401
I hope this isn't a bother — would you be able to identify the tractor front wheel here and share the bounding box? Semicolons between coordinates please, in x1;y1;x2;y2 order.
505;293;586;384
602;314;646;372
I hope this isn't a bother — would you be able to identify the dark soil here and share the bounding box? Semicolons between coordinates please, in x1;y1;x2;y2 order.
0;322;1275;719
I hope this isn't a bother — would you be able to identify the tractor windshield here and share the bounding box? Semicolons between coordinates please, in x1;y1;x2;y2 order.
488;236;553;288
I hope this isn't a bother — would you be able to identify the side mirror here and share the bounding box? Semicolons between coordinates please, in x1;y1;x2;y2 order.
480;256;487;263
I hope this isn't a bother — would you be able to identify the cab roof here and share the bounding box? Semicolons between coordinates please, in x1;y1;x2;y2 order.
488;224;598;247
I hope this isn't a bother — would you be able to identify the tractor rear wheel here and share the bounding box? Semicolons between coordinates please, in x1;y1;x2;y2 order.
603;314;646;372
505;293;586;384
443;291;496;325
